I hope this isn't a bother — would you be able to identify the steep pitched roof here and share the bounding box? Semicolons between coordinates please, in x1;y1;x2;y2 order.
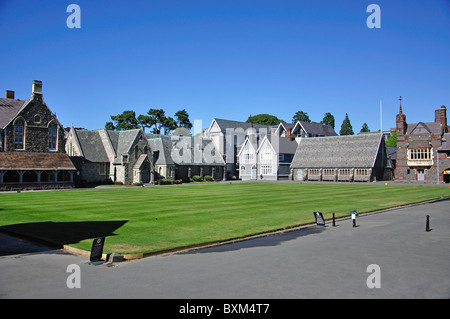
290;134;384;169
406;122;442;135
292;121;338;137
210;118;272;133
73;129;109;163
0;98;29;129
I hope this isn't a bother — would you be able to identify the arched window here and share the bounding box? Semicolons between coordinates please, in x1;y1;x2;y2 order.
240;165;246;174
48;122;57;151
14;118;25;150
135;145;139;160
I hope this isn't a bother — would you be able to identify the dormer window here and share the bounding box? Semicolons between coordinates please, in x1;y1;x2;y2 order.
34;115;41;124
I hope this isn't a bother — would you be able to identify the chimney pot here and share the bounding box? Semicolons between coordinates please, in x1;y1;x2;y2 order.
32;80;43;95
5;90;15;99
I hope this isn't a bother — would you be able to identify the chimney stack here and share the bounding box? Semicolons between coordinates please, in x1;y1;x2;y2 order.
32;80;43;95
5;90;15;99
435;105;447;133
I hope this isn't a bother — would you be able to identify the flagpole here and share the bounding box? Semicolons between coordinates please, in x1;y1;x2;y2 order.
380;99;382;136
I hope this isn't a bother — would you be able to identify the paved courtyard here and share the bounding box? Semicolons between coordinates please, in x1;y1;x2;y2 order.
0;199;449;299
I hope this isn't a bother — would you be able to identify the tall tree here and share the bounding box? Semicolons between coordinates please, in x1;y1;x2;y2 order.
320;112;335;129
339;113;354;135
292;111;311;123
247;114;284;126
174;109;192;130
360;123;370;133
147;108;168;134
106;110;139;131
163;116;177;135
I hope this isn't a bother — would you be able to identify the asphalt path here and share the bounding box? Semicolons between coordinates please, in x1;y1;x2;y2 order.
1;199;449;300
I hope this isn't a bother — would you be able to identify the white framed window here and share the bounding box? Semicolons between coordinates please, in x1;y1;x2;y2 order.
243;148;255;164
408;148;432;160
261;148;273;175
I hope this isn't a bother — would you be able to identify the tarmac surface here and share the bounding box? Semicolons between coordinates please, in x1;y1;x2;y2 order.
0;199;449;299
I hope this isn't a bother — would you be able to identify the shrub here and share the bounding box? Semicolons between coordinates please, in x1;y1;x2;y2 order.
192;175;202;182
204;175;213;181
114;181;124;185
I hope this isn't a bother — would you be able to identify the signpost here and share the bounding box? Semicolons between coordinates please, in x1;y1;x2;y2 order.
89;237;105;265
313;212;325;226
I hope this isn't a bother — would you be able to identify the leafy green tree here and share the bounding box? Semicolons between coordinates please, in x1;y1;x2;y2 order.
360;123;370;133
107;110;139;131
386;130;397;146
174;109;192;130
339;113;354;135
292;111;311;123
246;114;284;126
320;112;335;129
163;116;177;135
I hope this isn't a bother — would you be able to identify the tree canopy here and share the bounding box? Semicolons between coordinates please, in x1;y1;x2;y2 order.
360;123;370;133
292;111;310;123
320;112;335;129
106;108;192;135
339;113;354;135
246;114;284;126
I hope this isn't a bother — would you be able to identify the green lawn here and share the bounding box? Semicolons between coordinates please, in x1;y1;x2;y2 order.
0;183;448;255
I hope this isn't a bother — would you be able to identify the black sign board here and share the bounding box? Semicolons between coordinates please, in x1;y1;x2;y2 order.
90;237;105;262
313;212;325;226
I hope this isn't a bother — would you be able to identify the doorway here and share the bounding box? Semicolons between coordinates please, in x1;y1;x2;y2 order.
417;169;425;181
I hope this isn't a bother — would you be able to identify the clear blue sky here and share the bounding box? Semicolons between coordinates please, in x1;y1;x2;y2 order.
1;0;449;133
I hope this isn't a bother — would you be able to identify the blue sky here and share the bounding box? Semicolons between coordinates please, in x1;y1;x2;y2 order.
1;0;449;134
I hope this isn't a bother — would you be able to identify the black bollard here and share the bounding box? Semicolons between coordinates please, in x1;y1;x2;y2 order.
426;215;431;232
332;213;336;227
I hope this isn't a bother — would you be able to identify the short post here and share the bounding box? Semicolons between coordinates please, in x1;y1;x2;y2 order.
351;210;358;227
425;215;431;232
332;213;336;227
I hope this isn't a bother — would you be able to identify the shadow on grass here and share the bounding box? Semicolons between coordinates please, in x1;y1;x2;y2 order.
0;220;127;256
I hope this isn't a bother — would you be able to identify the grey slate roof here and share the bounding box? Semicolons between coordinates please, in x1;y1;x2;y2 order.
74;129;109;163
293;121;338;137
213;118;272;133
0;98;29;128
147;134;225;166
108;129;141;164
290;134;383;169
440;133;450;151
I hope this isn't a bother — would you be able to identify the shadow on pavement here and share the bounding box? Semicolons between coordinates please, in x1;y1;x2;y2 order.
0;220;127;256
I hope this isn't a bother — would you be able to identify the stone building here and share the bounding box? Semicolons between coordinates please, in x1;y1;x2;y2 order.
147;133;225;182
66;128;151;185
290;133;393;182
395;103;450;183
0;80;76;190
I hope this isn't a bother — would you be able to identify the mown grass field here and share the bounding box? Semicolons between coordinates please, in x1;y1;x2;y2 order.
0;182;448;255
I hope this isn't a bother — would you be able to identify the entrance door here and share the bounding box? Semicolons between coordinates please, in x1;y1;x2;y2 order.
417;169;425;181
251;165;257;180
297;170;303;181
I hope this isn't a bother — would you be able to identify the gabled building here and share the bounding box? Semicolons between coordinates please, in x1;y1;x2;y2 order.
66;128;151;185
0;81;76;191
147;133;225;182
290;133;392;182
237;133;298;181
395;104;449;183
203;118;273;179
